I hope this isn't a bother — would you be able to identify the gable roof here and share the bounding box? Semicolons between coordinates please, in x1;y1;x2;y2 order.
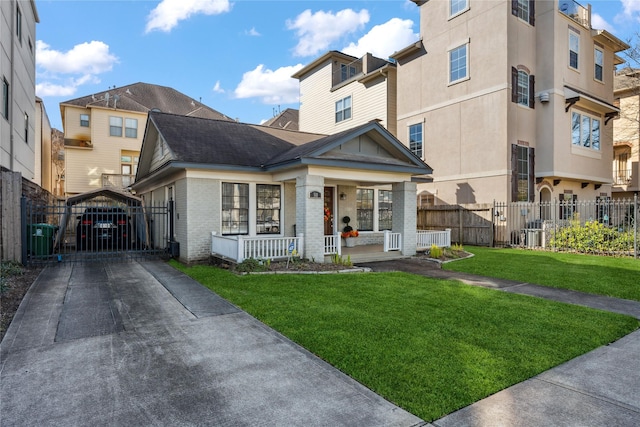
60;82;232;121
135;112;432;186
262;108;299;130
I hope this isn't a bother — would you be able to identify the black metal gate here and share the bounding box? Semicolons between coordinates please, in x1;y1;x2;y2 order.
22;196;171;265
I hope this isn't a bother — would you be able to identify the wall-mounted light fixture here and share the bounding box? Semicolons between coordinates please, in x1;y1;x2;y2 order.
339;192;347;200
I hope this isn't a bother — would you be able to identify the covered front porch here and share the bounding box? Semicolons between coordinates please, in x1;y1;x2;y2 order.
210;229;451;264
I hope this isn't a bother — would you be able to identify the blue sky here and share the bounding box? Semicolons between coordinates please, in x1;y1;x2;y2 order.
35;0;639;131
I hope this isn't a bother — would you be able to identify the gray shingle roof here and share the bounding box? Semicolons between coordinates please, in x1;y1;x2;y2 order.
262;108;299;130
61;82;232;121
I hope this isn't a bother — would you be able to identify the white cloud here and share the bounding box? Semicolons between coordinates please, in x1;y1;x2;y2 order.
591;13;614;33
145;0;231;33
342;18;418;59
621;0;640;20
36;40;117;74
246;27;261;36
212;81;225;93
234;64;304;104
35;41;116;97
286;9;370;57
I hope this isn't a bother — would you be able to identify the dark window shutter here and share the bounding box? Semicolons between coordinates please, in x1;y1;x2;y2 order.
529;0;535;26
528;147;535;202
511;0;518;17
511;67;518;103
529;74;535;108
511;144;518;202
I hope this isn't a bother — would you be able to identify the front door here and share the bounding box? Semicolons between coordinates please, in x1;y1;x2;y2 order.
324;187;334;235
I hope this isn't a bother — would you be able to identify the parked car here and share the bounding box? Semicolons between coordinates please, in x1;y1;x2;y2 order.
76;207;132;251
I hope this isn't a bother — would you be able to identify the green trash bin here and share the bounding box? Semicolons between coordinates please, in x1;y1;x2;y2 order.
27;223;57;257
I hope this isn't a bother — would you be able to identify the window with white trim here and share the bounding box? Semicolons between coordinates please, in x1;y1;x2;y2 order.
409;123;423;158
450;0;468;17
256;184;281;235
511;144;535;202
222;183;249;235
80;114;89;127
335;96;352;123
110;116;123;137
571;111;600;150
340;64;357;82
125;118;138;138
594;47;603;82
513;0;535;25
449;44;468;83
517;70;529;106
356;189;374;231
569;30;579;70
378;190;393;231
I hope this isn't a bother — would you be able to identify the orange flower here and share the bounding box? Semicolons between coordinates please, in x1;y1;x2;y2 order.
324;207;331;222
341;230;359;238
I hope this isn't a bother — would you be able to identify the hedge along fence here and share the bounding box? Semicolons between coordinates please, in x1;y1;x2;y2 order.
550;219;636;255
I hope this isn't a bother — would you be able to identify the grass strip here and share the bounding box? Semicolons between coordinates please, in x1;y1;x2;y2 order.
171;262;638;421
444;246;640;301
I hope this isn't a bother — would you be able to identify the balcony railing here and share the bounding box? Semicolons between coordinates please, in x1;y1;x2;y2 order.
102;174;135;189
614;169;632;185
558;0;590;28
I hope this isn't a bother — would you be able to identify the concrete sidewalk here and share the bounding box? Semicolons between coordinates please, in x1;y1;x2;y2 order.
0;260;423;427
359;258;640;427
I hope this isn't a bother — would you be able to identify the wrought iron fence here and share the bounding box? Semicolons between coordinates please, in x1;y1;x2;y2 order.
22;197;170;265
494;196;638;257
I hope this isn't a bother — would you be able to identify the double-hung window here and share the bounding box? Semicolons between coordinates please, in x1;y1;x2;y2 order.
80;114;89;127
335;96;352;123
513;0;535;25
409;123;423;158
222;183;249;235
571;111;600;150
356;189;374;231
24;112;28;142
378;190;393;231
511;67;535;108
256;184;281;235
109;116;123;137
449;43;468;83
569;30;579;70
594;47;603;82
450;0;468;17
125;118;138;138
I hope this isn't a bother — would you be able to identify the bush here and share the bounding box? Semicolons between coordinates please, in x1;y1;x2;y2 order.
429;244;443;259
235;258;270;273
549;220;635;254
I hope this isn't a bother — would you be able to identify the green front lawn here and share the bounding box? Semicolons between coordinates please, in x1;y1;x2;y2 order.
444;246;640;301
171;262;638;422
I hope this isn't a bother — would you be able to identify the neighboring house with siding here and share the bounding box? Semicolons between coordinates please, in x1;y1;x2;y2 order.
392;0;627;208
1;0;39;180
59;82;232;196
132;112;431;264
293;51;397;137
612;68;640;200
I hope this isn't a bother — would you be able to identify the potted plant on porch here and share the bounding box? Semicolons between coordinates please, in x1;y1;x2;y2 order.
341;216;359;247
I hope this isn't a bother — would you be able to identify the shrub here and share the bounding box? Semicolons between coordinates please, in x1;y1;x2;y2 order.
429;244;443;259
549;220;635;254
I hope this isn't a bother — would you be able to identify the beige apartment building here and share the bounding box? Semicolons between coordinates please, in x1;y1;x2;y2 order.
60;82;232;196
1;0;38;180
612;68;640;200
293;51;397;137
393;0;628;207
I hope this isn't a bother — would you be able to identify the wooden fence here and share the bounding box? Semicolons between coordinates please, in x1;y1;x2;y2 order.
417;204;493;246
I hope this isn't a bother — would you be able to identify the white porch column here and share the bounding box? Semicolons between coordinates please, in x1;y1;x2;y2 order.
392;181;417;256
296;175;326;263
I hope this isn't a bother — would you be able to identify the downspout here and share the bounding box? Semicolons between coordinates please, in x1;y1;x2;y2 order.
9;0;16;170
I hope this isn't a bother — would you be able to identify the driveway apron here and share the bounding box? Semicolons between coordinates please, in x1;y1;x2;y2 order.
0;260;423;427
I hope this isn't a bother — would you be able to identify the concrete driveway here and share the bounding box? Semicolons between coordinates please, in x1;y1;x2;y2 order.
0;260;423;426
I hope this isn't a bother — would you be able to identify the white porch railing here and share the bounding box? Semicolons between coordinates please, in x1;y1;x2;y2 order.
417;229;451;249
383;230;402;252
211;232;304;263
324;232;342;255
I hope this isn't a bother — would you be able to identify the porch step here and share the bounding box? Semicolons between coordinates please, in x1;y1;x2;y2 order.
326;251;410;265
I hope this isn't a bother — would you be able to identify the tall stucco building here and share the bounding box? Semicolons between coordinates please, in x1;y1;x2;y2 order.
393;0;628;207
1;0;39;179
612;68;640;200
